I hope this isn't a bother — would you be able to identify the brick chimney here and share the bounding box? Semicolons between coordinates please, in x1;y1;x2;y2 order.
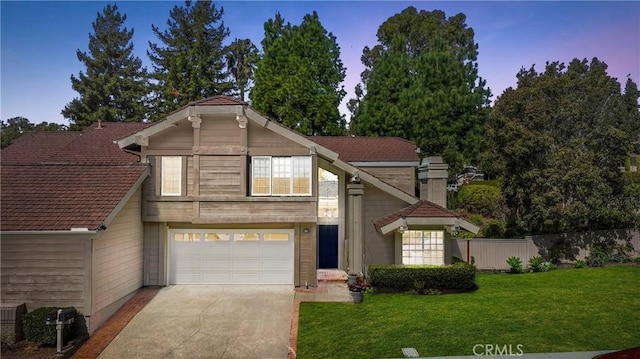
418;156;449;208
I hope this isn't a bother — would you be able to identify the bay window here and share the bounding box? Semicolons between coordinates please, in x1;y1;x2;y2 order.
402;230;444;265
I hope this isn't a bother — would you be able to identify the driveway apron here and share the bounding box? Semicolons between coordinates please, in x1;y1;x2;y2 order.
98;285;294;359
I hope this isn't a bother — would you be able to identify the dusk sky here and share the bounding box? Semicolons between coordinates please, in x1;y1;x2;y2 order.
1;1;639;126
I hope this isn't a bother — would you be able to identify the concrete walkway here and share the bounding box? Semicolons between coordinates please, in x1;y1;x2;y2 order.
98;285;293;359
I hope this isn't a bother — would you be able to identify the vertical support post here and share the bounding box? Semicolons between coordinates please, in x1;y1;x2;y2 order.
347;183;364;274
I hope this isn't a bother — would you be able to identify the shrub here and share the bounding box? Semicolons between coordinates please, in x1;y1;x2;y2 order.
457;184;505;218
506;256;523;273
368;262;476;292
528;256;544;272
586;241;635;266
574;259;586;268
541;262;556;272
469;214;484;226
23;307;77;345
482;219;506;238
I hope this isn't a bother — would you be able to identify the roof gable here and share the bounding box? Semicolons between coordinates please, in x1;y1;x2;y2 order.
374;200;480;235
117;95;419;205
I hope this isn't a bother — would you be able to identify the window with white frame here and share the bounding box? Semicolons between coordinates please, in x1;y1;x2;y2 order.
251;156;312;196
161;156;182;196
402;230;444;265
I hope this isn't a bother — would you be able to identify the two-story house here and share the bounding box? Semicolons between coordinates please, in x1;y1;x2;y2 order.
1;95;477;335
117;96;478;287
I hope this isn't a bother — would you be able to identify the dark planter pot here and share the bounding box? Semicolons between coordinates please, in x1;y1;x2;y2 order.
350;291;364;303
347;274;358;286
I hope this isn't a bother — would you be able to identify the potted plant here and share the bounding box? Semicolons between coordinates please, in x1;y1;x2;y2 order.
348;274;367;303
347;272;358;286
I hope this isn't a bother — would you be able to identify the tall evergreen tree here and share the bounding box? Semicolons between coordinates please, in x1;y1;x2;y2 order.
62;4;149;130
148;0;232;118
350;7;491;173
226;38;259;102
487;58;639;234
250;12;347;135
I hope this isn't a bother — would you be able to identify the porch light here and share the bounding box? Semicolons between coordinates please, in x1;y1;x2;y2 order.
398;217;408;234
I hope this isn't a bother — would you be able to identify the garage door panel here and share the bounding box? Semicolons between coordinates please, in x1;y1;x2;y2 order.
202;259;232;269
232;258;262;269
202;273;233;283
170;229;294;285
262;259;289;269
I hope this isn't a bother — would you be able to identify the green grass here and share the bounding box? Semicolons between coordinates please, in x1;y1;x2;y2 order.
297;265;640;358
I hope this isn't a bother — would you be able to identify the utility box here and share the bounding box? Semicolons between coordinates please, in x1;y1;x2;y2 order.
1;303;27;342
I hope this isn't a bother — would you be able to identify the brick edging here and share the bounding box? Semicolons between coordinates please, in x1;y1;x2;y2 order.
288;299;301;359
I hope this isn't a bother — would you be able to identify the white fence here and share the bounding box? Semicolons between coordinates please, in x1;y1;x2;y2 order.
452;229;640;270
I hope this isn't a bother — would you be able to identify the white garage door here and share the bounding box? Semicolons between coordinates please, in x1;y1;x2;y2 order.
169;229;294;285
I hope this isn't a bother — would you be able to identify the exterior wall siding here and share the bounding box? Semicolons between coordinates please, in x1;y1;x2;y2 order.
296;223;317;286
90;188;144;333
362;183;410;267
144;222;161;286
199;156;241;196
0;236;90;313
359;167;415;195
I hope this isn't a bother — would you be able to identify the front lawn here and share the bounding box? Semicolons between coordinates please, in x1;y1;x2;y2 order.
297;265;640;358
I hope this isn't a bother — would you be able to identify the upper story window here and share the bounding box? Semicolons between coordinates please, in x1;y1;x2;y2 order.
251;156;312;196
161;156;182;196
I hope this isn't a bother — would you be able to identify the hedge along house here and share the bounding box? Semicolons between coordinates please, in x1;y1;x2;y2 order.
117;96;479;287
0;123;150;334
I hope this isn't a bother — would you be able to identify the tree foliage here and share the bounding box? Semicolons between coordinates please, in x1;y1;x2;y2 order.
486;58;640;234
62;4;149;130
1;117;67;148
226;38;259;102
350;7;491;172
250;12;347;135
148;0;232;118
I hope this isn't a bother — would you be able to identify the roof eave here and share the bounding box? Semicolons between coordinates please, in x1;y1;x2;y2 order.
378;217;480;235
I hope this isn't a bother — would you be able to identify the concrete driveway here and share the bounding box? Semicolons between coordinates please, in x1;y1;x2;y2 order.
98;285;294;359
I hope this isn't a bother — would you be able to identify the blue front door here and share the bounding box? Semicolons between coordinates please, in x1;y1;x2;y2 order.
318;225;339;268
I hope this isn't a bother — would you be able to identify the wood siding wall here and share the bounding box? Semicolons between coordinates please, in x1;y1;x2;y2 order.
296;223;317;286
143;222;162;286
359;167;415;195
90;189;144;333
1;236;91;313
362;184;409;267
143;116;316;224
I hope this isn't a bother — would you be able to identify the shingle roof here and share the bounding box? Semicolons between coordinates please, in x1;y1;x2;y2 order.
310;136;419;162
1;122;150;165
1;122;149;231
189;96;247;106
373;200;459;230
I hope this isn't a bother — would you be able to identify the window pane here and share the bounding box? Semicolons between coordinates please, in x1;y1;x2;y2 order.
272;157;292;195
234;233;259;241
402;230;444;265
292;157;311;195
162;156;182;196
174;232;200;242
204;233;230;241
252;157;271;195
263;233;289;241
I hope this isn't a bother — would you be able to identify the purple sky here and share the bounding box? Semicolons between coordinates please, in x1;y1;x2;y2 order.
1;1;639;125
